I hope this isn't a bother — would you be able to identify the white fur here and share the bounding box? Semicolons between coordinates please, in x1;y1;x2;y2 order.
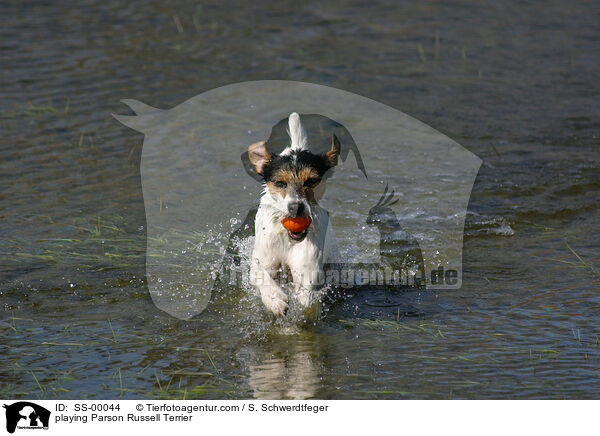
251;194;339;316
250;113;339;316
280;112;308;156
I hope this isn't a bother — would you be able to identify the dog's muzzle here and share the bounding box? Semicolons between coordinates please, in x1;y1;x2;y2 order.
287;201;306;217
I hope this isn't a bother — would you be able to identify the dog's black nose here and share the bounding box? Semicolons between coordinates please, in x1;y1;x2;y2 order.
287;202;304;217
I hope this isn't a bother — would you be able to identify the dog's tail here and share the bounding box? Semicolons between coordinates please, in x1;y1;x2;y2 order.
286;112;308;152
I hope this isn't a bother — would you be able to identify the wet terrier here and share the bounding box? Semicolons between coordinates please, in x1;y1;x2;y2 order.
247;113;340;316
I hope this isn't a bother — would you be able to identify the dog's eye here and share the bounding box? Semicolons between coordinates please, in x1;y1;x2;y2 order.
274;181;287;189
304;178;320;188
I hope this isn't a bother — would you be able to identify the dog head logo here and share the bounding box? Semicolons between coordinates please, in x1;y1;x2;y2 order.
114;80;481;320
3;402;50;434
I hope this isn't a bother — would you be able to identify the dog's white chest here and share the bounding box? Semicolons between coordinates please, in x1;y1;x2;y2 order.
252;201;337;270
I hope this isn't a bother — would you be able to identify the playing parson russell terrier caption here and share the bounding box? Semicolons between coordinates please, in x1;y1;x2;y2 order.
247;113;340;316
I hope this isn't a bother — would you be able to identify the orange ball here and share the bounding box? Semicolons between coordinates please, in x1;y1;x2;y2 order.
281;216;312;233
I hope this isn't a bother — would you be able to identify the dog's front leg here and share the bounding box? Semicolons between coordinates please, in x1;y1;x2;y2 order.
289;261;322;309
251;262;289;316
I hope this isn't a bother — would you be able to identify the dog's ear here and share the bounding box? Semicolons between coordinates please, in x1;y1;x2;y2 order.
248;141;271;175
325;134;341;167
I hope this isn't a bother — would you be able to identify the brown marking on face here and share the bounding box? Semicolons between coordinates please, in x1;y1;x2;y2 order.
266;181;287;198
298;167;320;185
266;166;321;201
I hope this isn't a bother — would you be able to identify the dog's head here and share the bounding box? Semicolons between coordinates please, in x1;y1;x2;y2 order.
248;113;340;240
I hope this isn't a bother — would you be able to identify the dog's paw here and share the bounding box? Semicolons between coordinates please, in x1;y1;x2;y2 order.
261;288;289;316
296;288;314;308
295;288;321;322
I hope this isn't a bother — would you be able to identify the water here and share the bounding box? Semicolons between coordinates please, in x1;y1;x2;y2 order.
1;0;599;399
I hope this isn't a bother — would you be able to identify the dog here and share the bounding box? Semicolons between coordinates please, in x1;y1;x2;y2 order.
247;113;341;316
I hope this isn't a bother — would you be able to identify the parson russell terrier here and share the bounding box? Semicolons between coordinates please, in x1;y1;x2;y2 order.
247;113;341;316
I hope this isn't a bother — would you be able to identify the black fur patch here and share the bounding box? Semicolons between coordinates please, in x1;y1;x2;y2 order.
261;150;332;182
